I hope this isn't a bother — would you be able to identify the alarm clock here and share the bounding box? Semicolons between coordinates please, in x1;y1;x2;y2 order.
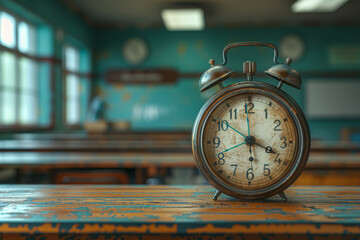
192;42;310;201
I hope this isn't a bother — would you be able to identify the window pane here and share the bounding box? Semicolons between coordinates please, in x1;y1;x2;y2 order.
1;90;16;124
66;74;79;97
20;57;37;90
18;22;28;53
66;74;80;124
0;12;16;48
66;99;79;124
65;46;79;71
18;22;36;54
1;52;16;88
19;93;37;124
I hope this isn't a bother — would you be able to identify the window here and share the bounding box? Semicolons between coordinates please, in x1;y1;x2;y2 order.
0;11;38;126
63;45;90;126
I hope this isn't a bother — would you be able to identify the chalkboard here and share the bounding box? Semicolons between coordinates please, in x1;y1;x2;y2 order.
306;80;360;118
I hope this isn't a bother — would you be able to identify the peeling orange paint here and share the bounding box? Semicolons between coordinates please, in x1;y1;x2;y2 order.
186;223;360;234
0;185;359;237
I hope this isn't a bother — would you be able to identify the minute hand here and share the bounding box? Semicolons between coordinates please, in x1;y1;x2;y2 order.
216;117;246;138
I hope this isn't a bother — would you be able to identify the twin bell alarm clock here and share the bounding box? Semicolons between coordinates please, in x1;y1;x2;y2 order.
192;42;310;201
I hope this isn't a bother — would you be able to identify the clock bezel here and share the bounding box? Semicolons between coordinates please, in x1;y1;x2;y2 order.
192;81;310;200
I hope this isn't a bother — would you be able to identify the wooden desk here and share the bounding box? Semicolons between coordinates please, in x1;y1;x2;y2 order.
2;139;360;153
0;185;359;239
311;141;360;153
12;132;191;141
0;139;191;152
1;152;359;169
1;152;360;185
0;152;195;184
0;152;195;168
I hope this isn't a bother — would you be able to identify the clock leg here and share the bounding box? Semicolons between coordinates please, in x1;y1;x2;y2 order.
213;190;222;201
279;191;288;202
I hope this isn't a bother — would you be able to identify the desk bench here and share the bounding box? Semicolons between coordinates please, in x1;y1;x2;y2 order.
0;185;359;239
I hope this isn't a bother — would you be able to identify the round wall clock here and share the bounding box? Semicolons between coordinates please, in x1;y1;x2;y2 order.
192;42;310;201
123;37;149;65
279;35;305;61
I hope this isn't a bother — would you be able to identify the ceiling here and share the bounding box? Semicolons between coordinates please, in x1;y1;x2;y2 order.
62;0;360;28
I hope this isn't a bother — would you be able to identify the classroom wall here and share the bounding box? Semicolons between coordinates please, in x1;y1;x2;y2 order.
2;0;359;142
94;26;360;142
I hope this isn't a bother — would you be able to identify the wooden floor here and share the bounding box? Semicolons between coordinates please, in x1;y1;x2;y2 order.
0;185;359;239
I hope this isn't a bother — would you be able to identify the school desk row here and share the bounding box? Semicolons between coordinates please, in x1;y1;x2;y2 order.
1;151;360;185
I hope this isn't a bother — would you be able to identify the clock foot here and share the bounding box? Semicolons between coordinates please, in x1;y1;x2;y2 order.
279;191;288;202
213;190;222;201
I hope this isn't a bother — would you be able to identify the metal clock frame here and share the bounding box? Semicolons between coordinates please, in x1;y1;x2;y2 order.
192;81;310;201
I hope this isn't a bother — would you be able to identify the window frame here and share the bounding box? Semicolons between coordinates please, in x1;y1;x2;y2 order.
0;8;54;131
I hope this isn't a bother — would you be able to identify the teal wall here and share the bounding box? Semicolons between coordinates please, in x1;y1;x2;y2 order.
94;27;360;141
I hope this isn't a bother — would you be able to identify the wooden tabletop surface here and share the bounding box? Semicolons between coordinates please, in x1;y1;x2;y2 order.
0;185;359;237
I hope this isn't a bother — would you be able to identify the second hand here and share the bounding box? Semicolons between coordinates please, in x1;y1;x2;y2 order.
249;145;254;169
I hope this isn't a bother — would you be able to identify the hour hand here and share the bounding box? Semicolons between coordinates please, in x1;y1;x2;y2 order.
254;142;276;154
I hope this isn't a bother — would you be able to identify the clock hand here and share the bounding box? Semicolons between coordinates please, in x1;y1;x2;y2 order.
254;142;276;154
247;137;254;168
245;102;250;136
244;101;255;167
218;141;246;155
216;117;246;138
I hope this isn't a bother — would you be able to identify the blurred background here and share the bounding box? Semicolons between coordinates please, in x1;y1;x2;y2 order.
0;0;359;186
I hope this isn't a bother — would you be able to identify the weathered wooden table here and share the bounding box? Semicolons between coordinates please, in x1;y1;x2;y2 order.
0;185;359;239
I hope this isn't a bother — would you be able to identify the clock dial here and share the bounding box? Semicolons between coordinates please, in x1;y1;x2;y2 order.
279;35;305;61
123;38;149;65
202;93;297;190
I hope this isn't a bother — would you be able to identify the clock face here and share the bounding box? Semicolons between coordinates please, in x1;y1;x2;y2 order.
279;35;305;61
123;38;149;65
201;92;298;190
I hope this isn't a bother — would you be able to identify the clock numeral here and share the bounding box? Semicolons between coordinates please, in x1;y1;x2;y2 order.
264;108;268;119
213;137;220;148
229;108;237;120
263;164;271;176
274;153;281;164
246;168;254;180
217;153;225;165
230;164;237;176
217;120;229;131
274;119;282;131
245;102;255;114
280;136;287;149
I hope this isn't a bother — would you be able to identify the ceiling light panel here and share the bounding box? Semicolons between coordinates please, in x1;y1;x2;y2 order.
292;0;349;12
161;9;204;31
